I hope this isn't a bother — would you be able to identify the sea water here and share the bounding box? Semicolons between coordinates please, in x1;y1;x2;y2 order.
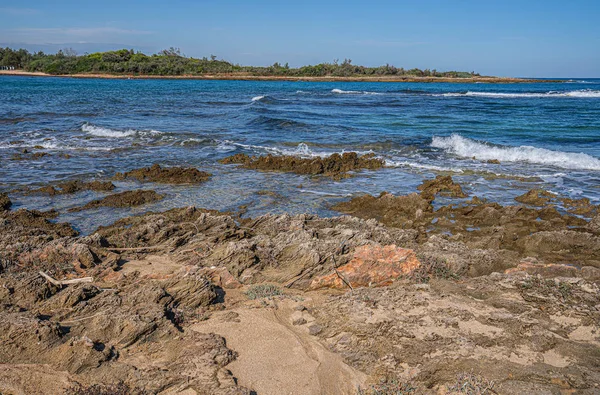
1;76;599;233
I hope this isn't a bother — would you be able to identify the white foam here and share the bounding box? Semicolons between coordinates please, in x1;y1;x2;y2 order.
439;89;600;98
431;134;600;171
331;88;381;95
251;95;265;102
385;159;465;173
82;124;163;138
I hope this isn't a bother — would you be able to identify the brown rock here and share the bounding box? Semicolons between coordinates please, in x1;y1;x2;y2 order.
0;193;11;211
292;317;307;326
68;190;164;212
28;180;115;196
332;191;432;229
308;324;323;336
310;244;421;289
114;163;211;184
197;266;243;289
219;152;384;179
505;261;579;278
561;197;598;216
417;175;467;201
514;189;556;206
506;261;600;280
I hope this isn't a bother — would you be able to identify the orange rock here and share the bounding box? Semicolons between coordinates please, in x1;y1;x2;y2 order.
310;244;421;289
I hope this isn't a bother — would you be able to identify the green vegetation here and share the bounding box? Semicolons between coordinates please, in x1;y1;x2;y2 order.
446;372;496;394
357;379;417;395
0;47;480;78
245;284;283;300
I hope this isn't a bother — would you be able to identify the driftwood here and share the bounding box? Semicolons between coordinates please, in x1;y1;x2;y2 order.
39;271;93;287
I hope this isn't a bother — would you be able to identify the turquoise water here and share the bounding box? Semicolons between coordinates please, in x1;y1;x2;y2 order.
1;76;599;233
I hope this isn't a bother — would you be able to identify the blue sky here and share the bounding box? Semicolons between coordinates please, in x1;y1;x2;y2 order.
1;0;599;77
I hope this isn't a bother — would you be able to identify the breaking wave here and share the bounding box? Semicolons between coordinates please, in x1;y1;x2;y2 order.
331;88;381;95
439;89;600;98
251;95;265;102
82;123;163;138
431;134;600;171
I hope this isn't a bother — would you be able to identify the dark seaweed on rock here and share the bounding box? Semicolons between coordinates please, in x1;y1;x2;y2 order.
219;152;384;178
515;188;598;216
69;190;164;212
332;178;599;271
114;164;211;184
0;193;11;211
28;180;116;196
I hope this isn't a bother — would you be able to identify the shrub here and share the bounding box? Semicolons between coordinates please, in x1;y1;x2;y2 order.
245;284;283;300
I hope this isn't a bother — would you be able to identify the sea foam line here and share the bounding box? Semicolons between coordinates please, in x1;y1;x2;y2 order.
438;89;600;98
82;124;163;138
431;134;600;171
331;88;381;95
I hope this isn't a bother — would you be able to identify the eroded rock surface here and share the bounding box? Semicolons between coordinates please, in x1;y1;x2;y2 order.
69;190;164;212
220;152;384;178
0;193;11;211
114;163;211;184
2;175;600;394
27;180;115;196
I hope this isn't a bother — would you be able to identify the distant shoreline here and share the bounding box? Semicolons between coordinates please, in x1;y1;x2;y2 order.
0;70;558;83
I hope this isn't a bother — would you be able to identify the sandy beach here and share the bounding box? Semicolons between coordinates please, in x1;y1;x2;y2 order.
0;69;552;83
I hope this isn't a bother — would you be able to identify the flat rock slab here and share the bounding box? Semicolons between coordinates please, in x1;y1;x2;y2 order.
310;244;421;289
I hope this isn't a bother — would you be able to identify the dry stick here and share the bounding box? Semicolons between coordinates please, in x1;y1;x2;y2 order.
39;271;93;287
331;249;354;291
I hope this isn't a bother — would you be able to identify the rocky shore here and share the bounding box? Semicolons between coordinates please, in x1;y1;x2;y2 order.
1;156;599;394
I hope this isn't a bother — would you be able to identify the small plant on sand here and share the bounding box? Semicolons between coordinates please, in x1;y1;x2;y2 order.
245;284;283;300
357;379;416;395
446;371;495;394
410;255;460;283
518;276;573;302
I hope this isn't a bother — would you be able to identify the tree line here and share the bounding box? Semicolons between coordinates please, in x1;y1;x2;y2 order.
0;47;480;78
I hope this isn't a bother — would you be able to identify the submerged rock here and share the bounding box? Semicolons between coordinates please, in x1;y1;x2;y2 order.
69;190;164;212
515;189;556;206
114;163;211;184
332;191;432;229
28;180;116;196
417;175;467;201
0;193;11;211
219;152;384;178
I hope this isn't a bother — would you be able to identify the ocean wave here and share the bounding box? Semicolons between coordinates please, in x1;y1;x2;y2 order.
385;160;465;173
251;95;265;102
331;88;381;95
438;89;600;98
247;115;310;129
431;134;600;171
82;123;163;138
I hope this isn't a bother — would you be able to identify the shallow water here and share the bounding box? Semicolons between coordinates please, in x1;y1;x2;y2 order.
1;76;599;234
